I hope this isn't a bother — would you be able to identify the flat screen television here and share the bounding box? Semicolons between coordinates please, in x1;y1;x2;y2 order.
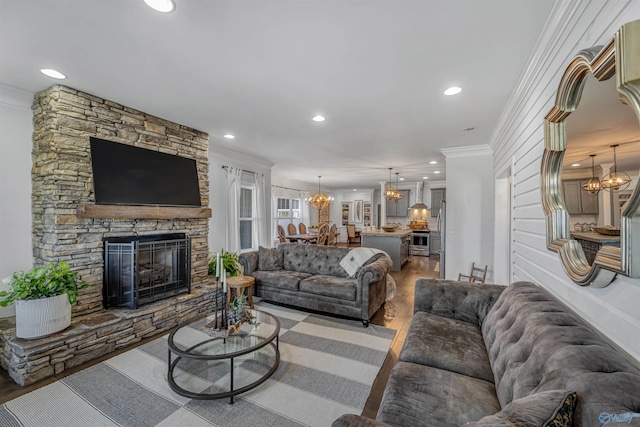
89;137;201;207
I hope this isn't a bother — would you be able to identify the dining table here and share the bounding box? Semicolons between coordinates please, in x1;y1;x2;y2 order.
287;233;318;243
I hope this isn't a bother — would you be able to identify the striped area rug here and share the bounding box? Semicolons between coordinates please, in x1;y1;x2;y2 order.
1;302;396;427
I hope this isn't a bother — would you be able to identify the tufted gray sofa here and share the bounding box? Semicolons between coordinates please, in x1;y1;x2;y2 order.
239;243;391;326
333;279;640;427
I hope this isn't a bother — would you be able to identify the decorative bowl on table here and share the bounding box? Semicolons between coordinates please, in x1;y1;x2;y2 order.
592;226;620;236
381;225;398;232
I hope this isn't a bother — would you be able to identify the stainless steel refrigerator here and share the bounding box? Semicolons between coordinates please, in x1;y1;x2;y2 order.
437;201;446;279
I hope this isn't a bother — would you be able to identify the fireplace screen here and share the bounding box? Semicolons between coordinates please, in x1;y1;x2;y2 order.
104;233;191;309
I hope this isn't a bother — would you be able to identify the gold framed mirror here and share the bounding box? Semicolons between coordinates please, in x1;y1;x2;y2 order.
541;19;640;287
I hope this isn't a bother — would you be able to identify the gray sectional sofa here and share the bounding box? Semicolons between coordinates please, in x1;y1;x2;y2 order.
334;279;640;427
238;243;391;326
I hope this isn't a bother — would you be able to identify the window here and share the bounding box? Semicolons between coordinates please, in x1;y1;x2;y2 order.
275;197;301;238
240;186;255;251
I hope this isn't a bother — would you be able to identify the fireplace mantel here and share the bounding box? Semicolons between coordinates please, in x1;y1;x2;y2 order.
77;204;212;220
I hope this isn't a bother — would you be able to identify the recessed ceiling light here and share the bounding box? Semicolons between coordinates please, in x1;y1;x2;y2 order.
444;87;462;96
434;171;441;174
399;177;405;181
143;0;175;12
571;163;580;167
40;68;66;79
223;134;235;139
353;189;357;192
422;176;429;180
429;161;437;165
312;115;325;122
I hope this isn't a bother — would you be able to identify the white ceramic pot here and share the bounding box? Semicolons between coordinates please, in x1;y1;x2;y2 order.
15;294;71;339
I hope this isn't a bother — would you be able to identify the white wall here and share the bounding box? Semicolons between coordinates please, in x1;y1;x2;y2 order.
208;145;273;253
332;189;375;241
0;85;34;318
443;146;494;281
490;0;640;362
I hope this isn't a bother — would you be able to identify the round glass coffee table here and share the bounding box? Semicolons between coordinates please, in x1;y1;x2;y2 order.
167;309;280;403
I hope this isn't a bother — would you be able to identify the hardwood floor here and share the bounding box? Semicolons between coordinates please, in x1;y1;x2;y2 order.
363;255;439;418
0;254;439;416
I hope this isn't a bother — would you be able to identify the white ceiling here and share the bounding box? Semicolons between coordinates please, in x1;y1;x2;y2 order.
0;0;556;189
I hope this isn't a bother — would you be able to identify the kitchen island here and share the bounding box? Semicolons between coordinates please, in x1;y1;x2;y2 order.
570;231;620;265
361;229;412;272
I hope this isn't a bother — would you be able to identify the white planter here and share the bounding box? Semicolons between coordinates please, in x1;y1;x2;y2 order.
15;294;71;339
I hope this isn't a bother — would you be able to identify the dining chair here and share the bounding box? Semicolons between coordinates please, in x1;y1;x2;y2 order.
277;225;287;243
328;224;338;246
287;223;297;236
346;224;361;247
299;223;307;234
316;223;329;245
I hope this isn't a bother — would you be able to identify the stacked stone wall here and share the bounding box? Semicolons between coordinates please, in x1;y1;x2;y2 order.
31;85;210;317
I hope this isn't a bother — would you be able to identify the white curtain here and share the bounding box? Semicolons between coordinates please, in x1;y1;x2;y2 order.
254;172;269;248
225;166;242;252
300;190;311;227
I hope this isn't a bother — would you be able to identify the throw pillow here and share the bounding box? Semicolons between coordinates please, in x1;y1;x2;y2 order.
464;390;577;427
259;246;284;271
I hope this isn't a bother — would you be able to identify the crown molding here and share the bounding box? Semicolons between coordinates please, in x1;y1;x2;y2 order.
0;84;33;111
441;144;492;159
210;143;275;170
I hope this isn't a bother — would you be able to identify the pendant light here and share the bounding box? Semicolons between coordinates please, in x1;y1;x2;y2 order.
601;144;632;192
308;176;332;210
581;154;601;195
393;172;404;202
384;168;401;201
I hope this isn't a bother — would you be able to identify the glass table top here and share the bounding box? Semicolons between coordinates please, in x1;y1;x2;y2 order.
168;309;280;358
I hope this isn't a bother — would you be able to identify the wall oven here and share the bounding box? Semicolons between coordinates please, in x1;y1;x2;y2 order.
411;230;430;257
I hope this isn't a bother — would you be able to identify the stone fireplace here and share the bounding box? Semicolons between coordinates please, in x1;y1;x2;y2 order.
0;85;218;386
31;85;211;317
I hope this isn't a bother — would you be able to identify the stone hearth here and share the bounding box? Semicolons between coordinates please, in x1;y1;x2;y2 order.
0;281;220;386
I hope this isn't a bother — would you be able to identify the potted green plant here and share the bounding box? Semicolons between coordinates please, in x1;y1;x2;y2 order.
0;261;89;339
208;250;243;277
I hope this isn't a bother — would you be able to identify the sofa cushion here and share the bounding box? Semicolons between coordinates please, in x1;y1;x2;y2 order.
299;275;358;301
398;311;493;383
465;390;577;427
282;243;350;277
482;282;640;425
252;270;312;291
376;362;501;427
258;246;283;271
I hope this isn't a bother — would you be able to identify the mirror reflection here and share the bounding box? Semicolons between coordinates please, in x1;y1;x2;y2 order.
562;74;640;265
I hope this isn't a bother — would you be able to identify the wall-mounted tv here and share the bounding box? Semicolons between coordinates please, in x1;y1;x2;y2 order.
89;137;201;207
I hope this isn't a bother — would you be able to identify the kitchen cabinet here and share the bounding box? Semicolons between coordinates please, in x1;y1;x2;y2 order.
430;189;445;218
341;202;351;226
386;190;410;217
363;202;372;226
430;230;441;255
562;180;598;215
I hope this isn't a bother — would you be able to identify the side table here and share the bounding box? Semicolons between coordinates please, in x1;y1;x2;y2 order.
226;275;255;308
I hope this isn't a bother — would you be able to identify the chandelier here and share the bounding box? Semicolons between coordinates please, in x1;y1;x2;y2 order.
384;168;403;202
308;176;332;210
581;154;601;195
601;144;632;192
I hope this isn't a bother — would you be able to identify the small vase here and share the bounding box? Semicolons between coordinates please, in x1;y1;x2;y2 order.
15;294;71;339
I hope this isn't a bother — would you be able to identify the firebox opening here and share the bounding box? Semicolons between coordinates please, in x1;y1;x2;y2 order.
104;233;191;309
